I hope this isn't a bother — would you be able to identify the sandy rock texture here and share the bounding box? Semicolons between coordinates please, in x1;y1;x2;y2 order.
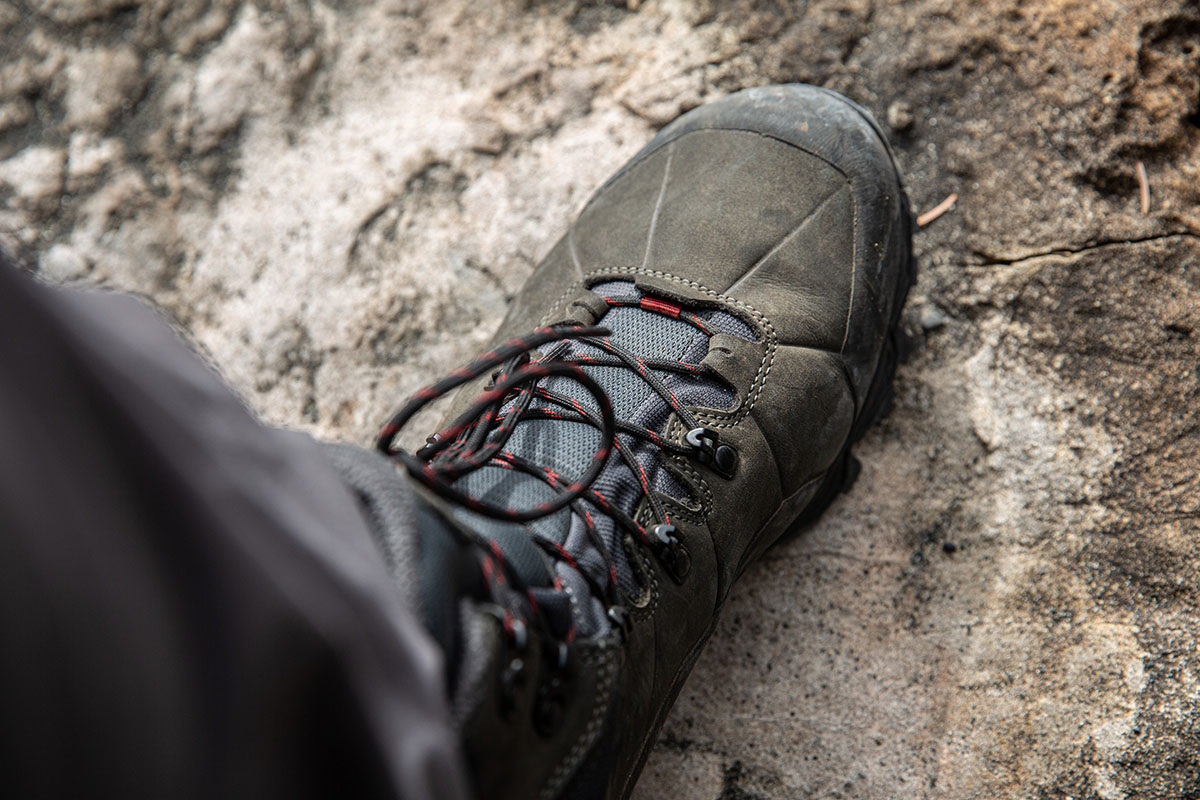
3;0;1199;797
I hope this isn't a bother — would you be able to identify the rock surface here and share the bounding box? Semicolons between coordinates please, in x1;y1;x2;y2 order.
2;0;1198;797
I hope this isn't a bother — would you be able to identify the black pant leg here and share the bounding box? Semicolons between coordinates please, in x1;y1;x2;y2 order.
0;261;470;800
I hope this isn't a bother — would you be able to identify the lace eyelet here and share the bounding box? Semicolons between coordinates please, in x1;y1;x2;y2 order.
509;617;528;651
607;605;632;640
500;656;527;720
685;427;738;478
652;523;691;583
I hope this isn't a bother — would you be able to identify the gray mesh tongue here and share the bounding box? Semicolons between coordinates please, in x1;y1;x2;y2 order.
452;281;748;637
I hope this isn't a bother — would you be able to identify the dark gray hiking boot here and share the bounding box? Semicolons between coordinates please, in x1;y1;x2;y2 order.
378;84;915;800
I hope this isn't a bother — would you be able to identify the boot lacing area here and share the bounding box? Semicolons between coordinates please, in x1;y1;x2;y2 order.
376;300;739;726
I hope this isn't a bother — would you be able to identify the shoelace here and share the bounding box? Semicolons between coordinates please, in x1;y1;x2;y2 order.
376;296;739;650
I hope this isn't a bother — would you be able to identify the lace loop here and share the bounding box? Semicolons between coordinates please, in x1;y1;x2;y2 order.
376;296;733;644
377;325;617;522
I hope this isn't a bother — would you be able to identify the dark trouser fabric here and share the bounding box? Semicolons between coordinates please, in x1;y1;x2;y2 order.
0;261;470;800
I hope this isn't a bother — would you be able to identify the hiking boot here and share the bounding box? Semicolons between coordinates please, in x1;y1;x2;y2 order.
378;84;915;800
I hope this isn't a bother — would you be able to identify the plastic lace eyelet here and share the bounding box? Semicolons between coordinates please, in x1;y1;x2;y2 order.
685;427;737;478
607;605;632;640
500;656;527;721
510;618;528;652
651;523;691;583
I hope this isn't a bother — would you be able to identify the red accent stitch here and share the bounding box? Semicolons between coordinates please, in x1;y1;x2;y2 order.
640;296;682;318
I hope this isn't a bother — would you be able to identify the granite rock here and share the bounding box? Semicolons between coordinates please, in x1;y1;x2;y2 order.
2;1;1198;797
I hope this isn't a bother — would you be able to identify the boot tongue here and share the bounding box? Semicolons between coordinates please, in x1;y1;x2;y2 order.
449;281;750;637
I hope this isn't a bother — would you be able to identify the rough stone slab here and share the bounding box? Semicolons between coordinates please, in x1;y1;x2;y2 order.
2;0;1198;797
